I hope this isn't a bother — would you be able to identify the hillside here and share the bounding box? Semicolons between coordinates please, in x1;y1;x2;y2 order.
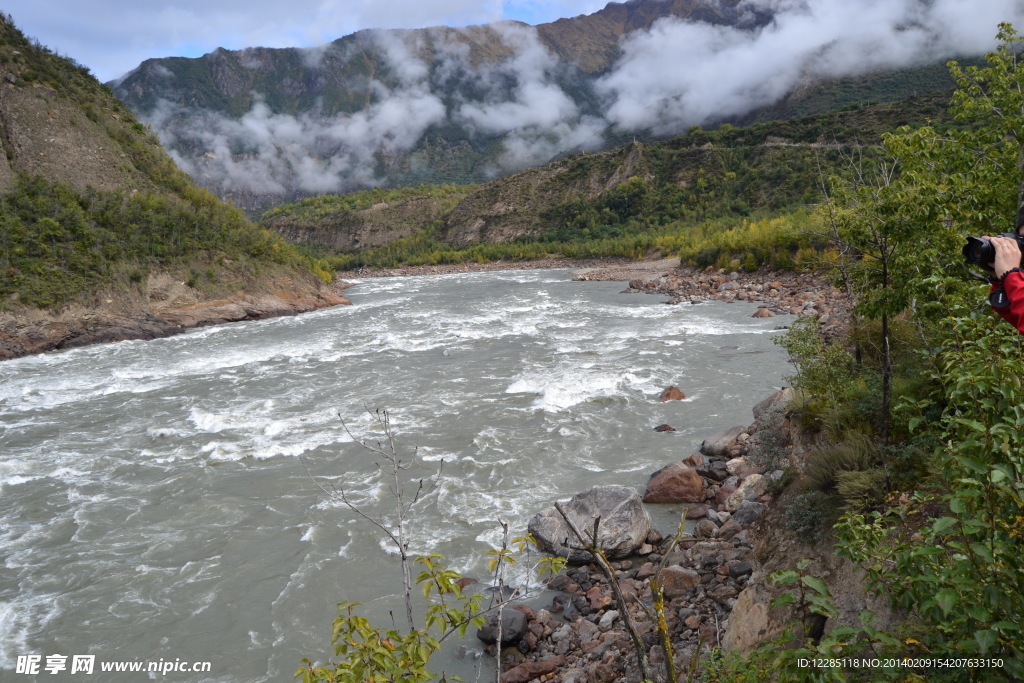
110;0;968;212
0;14;347;360
262;91;953;268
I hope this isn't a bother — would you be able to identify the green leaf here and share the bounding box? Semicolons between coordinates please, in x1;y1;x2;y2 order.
771;593;797;609
936;588;958;616
771;570;799;585
801;575;831;598
975;629;998;652
931;516;958;534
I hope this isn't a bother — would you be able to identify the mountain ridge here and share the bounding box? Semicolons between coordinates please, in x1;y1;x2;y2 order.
114;0;974;213
0;13;347;361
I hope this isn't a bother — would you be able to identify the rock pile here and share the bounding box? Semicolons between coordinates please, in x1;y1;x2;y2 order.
483;390;795;683
617;265;850;340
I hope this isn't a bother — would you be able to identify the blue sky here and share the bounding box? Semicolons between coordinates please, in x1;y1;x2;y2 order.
4;0;608;82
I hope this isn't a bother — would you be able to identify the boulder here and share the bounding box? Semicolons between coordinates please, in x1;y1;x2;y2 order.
726;474;767;512
752;307;774;318
700;426;746;456
500;656;565;683
684;452;704;467
753;387;793;418
660;566;701;599
695;519;718;538
642;462;706;504
477;608;528;644
725;457;748;475
731;500;767;526
659;386;686;401
696;459;729;481
685;504;710;520
529;485;652;563
653;423;676;432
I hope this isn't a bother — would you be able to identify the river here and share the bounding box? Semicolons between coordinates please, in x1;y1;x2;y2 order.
0;269;792;681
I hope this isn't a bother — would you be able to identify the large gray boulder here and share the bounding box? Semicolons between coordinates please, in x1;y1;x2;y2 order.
528;485;652;564
700;425;746;456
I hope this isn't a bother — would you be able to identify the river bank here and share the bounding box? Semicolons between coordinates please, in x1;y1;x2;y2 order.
472;388;794;683
0;254;850;362
481;383;894;683
351;255;851;338
0;273;352;361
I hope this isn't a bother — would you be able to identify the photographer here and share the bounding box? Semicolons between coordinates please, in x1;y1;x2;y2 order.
985;214;1024;333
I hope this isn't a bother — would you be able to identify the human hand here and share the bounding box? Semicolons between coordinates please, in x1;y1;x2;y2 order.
985;235;1022;279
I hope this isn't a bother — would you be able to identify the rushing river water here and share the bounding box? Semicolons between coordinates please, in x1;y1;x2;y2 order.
0;269;792;681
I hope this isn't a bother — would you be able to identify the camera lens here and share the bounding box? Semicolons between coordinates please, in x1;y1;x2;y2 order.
963;236;995;265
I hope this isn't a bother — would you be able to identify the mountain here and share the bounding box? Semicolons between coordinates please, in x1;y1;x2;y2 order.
110;0;970;213
0;14;347;360
262;91;953;264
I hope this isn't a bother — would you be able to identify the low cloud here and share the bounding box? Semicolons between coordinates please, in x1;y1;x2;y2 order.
597;0;1024;133
137;0;1024;201
452;22;604;171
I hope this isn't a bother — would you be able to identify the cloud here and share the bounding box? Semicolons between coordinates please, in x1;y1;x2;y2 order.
452;22;605;170
143;22;606;197
596;0;1024;133
128;0;1024;201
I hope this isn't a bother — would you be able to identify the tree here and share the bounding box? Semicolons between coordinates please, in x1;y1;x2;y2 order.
822;24;1024;677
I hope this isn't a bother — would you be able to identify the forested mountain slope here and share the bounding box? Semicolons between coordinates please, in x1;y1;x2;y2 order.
0;14;344;360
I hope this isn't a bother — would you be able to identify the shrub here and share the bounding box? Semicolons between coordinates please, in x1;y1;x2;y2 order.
804;434;880;494
835;469;887;512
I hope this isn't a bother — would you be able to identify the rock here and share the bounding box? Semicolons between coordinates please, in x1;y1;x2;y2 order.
725;457;748;475
727;560;753;578
684;452;704;467
598;610;619;630
653;423;676;432
636;563;657;581
586;585;612;611
700;426;746;456
659;386;686;401
726;474;767;512
500;656;565;683
718;519;743;540
731;500;767;526
529;485;653;563
696;460;729;482
477;608;528;645
685;504;710;520
660;566;701;598
695;519;718;538
642;462;706;504
752;387;794;421
752;307;774;318
716;483;738;506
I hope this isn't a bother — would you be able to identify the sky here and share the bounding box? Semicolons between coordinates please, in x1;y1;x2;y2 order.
4;0;609;83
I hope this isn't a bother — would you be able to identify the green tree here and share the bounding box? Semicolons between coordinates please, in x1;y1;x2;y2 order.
823;24;1024;678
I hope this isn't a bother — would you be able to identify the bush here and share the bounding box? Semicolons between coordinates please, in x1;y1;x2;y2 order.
835;469;887;512
804;434;880;494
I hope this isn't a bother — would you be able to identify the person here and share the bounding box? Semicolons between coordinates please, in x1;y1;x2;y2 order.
985;209;1024;333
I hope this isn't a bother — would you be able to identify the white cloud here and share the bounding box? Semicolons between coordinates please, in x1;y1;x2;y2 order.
595;0;1024;133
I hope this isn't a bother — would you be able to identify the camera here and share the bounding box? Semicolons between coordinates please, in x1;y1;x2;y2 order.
962;233;1024;267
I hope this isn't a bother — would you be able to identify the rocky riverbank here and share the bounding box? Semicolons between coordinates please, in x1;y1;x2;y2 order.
473;379;894;683
469;389;793;683
0;272;353;361
352;256;852;339
576;261;851;340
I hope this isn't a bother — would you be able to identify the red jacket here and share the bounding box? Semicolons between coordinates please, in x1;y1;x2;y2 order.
994;269;1024;333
